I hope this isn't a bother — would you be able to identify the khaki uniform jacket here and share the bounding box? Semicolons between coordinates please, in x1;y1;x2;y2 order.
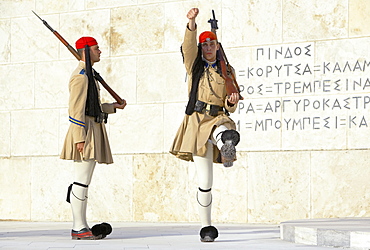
60;61;116;164
170;26;237;163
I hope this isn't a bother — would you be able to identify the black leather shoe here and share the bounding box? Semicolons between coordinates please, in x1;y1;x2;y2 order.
71;228;95;240
220;130;240;167
221;140;236;167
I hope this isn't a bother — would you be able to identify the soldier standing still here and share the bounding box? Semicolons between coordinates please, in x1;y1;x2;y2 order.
170;8;241;242
61;37;126;240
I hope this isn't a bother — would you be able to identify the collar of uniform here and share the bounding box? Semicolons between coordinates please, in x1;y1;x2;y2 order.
203;58;217;68
205;62;217;68
78;60;86;70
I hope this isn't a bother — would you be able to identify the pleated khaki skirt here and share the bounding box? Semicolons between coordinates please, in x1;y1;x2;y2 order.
61;116;113;164
170;111;236;163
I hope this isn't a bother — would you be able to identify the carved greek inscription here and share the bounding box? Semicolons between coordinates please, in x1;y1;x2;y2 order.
234;43;370;132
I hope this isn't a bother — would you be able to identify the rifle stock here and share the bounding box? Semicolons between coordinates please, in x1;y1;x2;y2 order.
32;11;125;105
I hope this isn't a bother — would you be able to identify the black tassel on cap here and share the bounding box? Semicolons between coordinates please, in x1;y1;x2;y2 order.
84;45;101;119
185;44;204;115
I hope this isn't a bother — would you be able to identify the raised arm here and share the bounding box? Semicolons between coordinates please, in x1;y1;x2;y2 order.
187;8;199;31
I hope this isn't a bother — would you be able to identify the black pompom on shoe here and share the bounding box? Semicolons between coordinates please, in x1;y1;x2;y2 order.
200;226;218;242
91;222;112;239
220;130;240;146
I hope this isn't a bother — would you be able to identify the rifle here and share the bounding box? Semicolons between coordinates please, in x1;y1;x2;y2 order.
208;10;244;100
32;11;126;105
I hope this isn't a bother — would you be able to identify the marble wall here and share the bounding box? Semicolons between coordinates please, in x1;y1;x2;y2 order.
1;0;370;224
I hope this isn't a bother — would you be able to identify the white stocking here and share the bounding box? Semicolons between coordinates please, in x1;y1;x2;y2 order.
193;141;213;227
71;159;96;231
211;125;228;150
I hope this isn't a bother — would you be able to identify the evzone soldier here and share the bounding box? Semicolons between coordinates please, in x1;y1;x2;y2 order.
61;37;126;240
170;8;241;242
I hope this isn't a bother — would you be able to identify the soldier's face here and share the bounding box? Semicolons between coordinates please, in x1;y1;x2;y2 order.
201;40;219;62
89;45;101;64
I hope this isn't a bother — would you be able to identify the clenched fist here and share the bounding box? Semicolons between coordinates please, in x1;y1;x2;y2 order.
187;8;199;20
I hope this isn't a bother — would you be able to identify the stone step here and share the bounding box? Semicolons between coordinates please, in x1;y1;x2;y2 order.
280;218;370;249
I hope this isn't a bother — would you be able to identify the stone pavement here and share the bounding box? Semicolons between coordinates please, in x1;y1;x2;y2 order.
0;221;329;250
0;219;369;249
281;218;370;249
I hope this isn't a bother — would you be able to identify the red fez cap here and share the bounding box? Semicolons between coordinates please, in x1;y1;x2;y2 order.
199;31;217;44
75;36;98;49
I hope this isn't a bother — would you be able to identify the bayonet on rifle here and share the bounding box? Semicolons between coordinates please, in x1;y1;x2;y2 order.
208;10;218;32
